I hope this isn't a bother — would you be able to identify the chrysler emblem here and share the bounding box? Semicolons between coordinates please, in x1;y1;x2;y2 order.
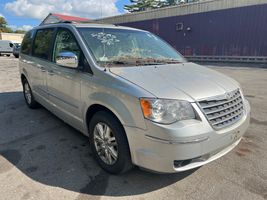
225;92;233;100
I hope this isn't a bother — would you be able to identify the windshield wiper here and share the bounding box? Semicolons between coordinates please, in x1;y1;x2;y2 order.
136;62;166;66
109;61;127;65
100;58;182;67
101;60;132;67
154;59;182;64
103;60;164;67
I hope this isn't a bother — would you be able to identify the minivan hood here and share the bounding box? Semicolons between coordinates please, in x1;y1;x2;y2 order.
109;62;239;102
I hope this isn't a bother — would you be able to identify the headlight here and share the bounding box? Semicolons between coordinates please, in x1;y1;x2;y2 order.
140;98;196;124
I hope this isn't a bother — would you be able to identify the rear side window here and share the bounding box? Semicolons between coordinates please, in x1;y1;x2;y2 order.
32;28;54;60
21;30;34;55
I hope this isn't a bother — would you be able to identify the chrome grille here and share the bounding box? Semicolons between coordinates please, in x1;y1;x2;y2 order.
198;90;244;130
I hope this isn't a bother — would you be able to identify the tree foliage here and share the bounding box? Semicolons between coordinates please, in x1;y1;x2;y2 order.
0;16;26;33
14;29;26;34
124;0;199;12
0;17;8;26
0;17;13;33
124;0;159;12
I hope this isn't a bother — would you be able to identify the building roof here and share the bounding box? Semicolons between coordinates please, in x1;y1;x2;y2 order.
40;13;89;25
96;0;267;24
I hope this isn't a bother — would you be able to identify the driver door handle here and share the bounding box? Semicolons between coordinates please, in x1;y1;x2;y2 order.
40;67;46;72
48;70;55;76
37;64;46;72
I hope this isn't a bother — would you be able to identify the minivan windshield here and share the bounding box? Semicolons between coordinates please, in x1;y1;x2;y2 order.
78;28;185;67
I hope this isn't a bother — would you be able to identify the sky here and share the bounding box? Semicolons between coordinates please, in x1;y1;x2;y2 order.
0;0;128;31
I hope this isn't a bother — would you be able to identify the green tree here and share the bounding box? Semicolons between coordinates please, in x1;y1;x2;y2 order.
14;29;26;34
124;0;199;12
124;0;159;12
163;0;200;6
0;17;13;33
0;17;8;27
158;0;178;7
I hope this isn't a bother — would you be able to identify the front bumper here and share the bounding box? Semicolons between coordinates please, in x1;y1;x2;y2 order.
125;99;250;173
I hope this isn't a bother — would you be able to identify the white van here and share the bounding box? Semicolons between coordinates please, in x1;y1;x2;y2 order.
0;40;13;56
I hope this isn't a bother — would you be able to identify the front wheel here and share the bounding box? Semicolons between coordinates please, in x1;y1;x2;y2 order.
22;79;39;109
89;111;133;174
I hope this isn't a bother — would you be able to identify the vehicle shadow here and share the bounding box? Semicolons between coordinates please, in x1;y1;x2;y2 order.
0;91;198;197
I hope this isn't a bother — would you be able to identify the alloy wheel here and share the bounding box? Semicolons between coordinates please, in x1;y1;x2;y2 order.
93;122;118;165
24;82;32;104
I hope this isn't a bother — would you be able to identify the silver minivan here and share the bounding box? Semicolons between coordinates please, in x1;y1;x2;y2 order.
19;23;250;174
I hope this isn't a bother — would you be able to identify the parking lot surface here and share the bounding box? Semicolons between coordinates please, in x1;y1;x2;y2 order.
0;56;266;200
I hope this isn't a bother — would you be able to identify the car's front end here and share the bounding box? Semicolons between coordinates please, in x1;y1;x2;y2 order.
109;62;250;173
123;89;250;173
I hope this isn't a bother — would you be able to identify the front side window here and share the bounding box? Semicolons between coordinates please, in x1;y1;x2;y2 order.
79;28;185;67
53;29;81;63
33;28;54;60
21;30;34;55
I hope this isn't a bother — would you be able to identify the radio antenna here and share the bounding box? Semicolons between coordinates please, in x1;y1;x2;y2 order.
100;0;103;20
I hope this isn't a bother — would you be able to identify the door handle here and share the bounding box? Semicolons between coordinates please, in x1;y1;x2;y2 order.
37;64;46;72
40;67;46;72
48;70;55;76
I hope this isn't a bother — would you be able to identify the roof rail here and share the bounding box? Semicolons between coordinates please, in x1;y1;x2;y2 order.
40;19;107;26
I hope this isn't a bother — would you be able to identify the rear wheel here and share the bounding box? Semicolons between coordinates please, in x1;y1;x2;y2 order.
89;111;133;174
22;79;39;109
6;54;10;57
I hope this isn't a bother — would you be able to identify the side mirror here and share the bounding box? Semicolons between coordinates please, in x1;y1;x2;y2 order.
9;43;14;48
56;52;78;68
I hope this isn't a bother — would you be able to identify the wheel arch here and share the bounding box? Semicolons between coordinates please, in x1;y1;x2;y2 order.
21;73;27;83
85;104;124;133
83;91;146;131
20;68;30;85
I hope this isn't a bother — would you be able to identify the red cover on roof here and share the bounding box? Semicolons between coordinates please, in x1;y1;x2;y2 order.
52;13;89;21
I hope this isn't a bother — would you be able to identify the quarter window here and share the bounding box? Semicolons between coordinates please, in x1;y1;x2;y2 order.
53;29;81;63
33;28;54;60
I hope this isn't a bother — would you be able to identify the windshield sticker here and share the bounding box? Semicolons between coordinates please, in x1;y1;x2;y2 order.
99;56;109;61
91;32;120;46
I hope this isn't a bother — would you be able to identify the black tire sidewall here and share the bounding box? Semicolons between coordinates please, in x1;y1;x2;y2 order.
89;111;132;174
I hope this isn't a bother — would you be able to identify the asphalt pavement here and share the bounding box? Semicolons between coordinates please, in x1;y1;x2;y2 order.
0;56;266;200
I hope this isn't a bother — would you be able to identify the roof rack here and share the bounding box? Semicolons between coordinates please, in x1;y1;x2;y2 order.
59;20;98;23
40;19;107;26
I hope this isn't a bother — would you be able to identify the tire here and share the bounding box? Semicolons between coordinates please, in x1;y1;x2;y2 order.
6;54;10;57
22;79;39;109
89;111;133;174
15;55;19;58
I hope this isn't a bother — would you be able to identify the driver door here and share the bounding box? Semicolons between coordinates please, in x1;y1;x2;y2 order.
46;28;83;128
